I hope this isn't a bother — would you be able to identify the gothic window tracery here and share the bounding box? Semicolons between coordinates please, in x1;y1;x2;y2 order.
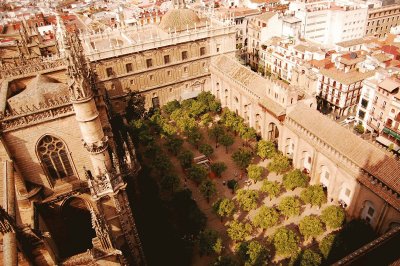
37;135;74;181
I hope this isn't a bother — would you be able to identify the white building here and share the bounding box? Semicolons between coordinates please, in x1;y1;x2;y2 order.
246;12;282;69
260;38;325;83
289;0;368;47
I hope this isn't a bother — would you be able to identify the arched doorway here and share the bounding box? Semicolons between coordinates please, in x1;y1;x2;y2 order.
267;123;279;142
301;151;312;174
361;200;375;224
285;138;294;158
255;114;261;134
61;197;96;258
319;166;330;188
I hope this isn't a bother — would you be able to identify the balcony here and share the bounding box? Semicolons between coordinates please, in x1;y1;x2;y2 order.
382;127;400;141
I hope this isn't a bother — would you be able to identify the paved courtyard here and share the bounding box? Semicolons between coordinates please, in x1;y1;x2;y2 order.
158;127;337;265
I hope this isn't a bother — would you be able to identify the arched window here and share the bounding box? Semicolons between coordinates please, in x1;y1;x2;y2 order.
361;201;375;224
37;135;74;181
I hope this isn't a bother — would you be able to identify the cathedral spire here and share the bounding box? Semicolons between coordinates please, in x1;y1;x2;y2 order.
56;14;93;102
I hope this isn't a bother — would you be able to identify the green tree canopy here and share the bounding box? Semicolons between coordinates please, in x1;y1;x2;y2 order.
213;198;236;220
252;206;279;230
197;91;221;113
171;109;197;132
211;162;227;178
267;153;291;174
161;122;177;137
200;179;217;203
125;90;146;121
186;127;203;148
200;113;213;128
300;185;327;207
220;109;242;133
260;180;282;199
198;229;222;256
153;152;172;173
297;249;322;266
227;220;253;242
278;196;301;219
272;227;300;257
235;189;259;212
256;140;276;160
199;143;214;157
227;179;239;194
162;99;181;115
189;100;208;118
220;134;235;153
178;150;194;169
232;148;253;171
247;164;264;183
282;169;309;191
319;233;337;260
321;205;345;229
240;126;257;146
236;240;268;266
187;165;208;185
209;124;225;147
164;136;183;156
160;173;180;193
299;216;324;241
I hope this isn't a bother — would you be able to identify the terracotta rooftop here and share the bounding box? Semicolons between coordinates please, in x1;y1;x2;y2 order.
254;12;276;23
373;53;393;63
287;103;400;195
319;68;374;85
339;51;366;65
211;55;288;118
250;0;279;4
378;78;400;93
259;97;285;117
336;37;366;47
293;44;320;53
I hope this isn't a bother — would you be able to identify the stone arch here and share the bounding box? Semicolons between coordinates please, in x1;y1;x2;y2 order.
360;200;376;225
267;122;279;142
224;89;229;106
255;113;261;134
59;196;97;258
285;138;294;158
301;150;312;173
36;134;76;187
319;165;331;188
337;182;351;208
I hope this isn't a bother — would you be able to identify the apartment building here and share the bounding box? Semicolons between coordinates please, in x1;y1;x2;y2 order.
289;0;368;46
317;52;374;115
357;73;400;152
246;12;281;69
366;4;400;38
260;38;324;82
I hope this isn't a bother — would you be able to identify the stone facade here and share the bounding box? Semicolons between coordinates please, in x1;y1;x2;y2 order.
0;31;144;266
366;4;400;38
80;11;236;113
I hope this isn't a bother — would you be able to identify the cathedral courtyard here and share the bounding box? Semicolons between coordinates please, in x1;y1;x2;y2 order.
129;93;377;266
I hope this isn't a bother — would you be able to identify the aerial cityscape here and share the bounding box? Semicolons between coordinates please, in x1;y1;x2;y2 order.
0;0;399;265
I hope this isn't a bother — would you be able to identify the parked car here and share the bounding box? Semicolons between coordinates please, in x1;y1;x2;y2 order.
340;116;356;125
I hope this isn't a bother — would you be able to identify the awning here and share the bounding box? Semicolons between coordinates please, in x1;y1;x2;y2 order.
181;90;200;100
383;127;400;141
376;136;400;151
